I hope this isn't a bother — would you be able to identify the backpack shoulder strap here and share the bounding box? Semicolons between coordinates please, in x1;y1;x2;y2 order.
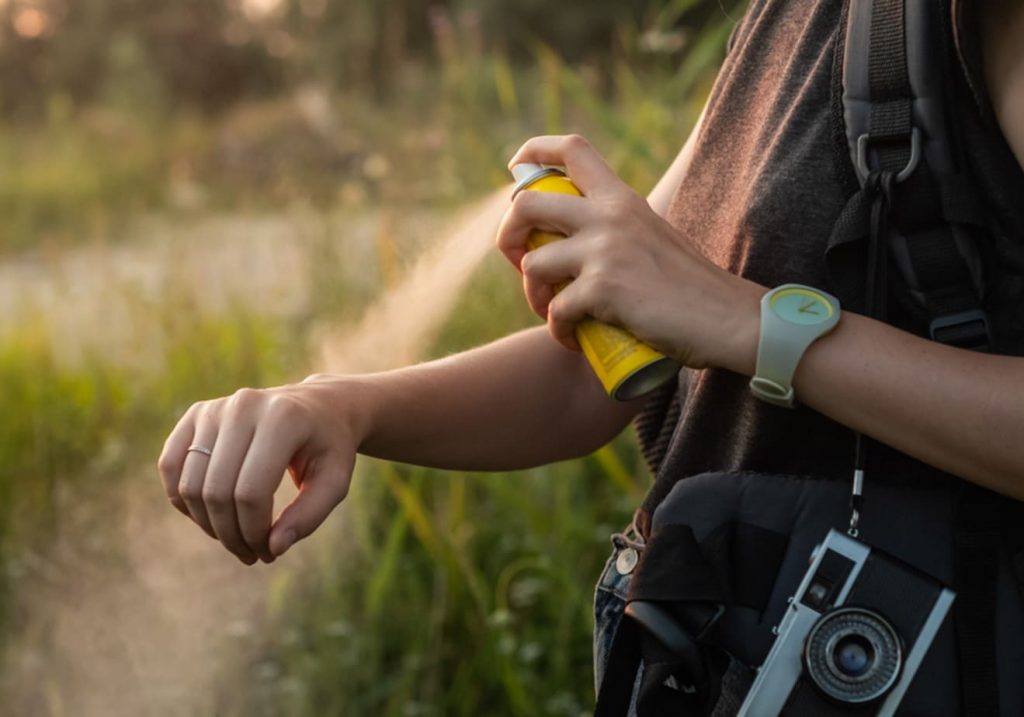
828;0;992;351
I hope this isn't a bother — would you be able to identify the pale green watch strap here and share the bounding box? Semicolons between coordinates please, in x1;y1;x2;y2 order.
750;284;841;408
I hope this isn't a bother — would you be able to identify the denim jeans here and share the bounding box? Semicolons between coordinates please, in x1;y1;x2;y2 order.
593;526;644;716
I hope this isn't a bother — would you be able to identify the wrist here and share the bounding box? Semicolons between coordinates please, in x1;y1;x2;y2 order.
720;278;767;377
301;373;377;452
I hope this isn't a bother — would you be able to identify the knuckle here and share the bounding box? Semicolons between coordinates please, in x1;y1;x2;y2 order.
178;479;202;503
266;393;304;423
233;484;264;510
528;282;551;314
321;484;349;513
229;387;262;410
547;298;566;323
202;485;230;510
582;274;606;300
621;188;645;210
520;251;536;276
564;133;590;152
601;195;634;222
587;285;612;319
590;231;616;257
334;478;351;504
587;264;614;292
549;319;572;344
157;451;180;480
198;399;223;421
519;137;544;154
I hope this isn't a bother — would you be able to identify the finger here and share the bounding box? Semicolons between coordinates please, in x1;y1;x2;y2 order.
158;403;200;517
522;273;555;320
496;190;589;270
508;134;620;196
178;408;220;540
521;235;588;284
234;411;309;563
202;412;259;565
520;238;589;318
268;451;354;557
547;280;600;353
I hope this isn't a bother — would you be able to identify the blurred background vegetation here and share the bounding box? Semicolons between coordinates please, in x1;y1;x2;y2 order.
0;0;743;714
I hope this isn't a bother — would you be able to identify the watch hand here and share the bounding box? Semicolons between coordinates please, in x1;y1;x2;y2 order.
798;299;821;315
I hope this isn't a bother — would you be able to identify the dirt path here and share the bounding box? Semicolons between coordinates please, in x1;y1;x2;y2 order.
0;208;445;369
0;191;508;716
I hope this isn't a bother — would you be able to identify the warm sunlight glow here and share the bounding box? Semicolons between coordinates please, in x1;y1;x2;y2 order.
242;0;283;20
13;7;50;38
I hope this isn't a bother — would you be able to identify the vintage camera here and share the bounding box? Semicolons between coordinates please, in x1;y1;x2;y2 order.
738;530;955;716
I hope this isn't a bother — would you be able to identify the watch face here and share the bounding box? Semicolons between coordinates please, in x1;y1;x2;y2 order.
769;287;836;326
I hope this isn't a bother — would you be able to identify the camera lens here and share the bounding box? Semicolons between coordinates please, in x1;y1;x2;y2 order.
803;607;902;704
833;634;874;677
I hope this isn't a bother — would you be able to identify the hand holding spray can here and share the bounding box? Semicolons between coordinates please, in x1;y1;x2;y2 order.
510;163;680;401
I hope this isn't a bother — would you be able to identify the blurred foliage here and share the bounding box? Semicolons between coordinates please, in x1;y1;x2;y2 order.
0;0;740;114
0;0;742;253
0;0;279;117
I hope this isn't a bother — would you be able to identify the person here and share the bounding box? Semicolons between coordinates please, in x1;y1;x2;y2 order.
158;0;1024;711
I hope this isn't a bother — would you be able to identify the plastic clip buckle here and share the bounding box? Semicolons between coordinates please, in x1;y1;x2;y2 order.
929;309;990;350
625;601;725;658
855;127;922;185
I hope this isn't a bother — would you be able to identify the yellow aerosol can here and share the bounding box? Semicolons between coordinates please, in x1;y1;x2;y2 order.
510;163;680;400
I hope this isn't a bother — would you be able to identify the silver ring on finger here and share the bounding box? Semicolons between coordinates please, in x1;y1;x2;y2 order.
187;444;214;457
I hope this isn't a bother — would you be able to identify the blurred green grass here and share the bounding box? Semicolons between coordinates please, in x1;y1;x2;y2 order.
0;2;738;711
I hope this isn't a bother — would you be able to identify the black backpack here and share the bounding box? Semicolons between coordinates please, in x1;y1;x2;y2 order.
594;1;1024;715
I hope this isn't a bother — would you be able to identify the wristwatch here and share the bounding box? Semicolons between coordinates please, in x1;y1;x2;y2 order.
750;284;841;408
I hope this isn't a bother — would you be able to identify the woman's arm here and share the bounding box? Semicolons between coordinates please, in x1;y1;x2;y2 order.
158;112;710;564
786;314;1023;499
783;2;1024;500
498;17;1024;501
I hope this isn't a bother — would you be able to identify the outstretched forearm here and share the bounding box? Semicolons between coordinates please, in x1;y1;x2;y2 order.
334;326;644;471
157;107;707;561
332;111;708;473
794;313;1024;500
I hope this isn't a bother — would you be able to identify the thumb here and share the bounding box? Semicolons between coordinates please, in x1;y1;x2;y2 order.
269;453;353;557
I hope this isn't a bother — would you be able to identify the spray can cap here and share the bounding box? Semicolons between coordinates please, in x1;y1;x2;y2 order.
510;163;567;199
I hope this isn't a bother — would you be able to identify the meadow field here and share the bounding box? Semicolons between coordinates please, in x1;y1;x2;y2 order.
0;1;739;714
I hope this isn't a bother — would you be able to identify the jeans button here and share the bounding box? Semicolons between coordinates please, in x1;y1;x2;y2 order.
615;547;639;575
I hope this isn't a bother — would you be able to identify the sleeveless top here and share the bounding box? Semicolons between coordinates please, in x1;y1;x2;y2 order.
635;0;1024;526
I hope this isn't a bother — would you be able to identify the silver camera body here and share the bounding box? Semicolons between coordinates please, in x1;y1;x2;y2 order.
738;530;955;716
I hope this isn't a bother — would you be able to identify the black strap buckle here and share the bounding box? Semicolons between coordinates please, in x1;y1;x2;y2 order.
929;309;991;351
625;601;725;657
624;601;726;697
855;127;922;184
